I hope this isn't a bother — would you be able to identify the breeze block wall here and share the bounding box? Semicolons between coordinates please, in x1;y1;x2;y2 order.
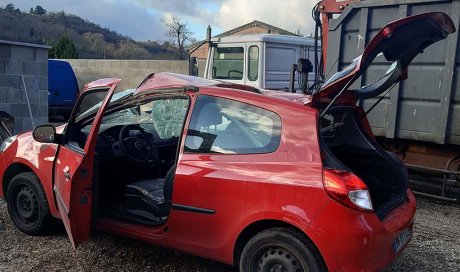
64;59;207;92
0;40;49;133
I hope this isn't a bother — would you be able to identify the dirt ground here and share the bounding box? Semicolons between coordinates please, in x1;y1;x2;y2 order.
0;197;459;272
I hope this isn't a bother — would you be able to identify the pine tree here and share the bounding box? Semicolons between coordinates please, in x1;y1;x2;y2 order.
49;36;79;59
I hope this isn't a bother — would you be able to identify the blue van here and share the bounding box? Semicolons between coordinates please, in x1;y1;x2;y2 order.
48;60;79;119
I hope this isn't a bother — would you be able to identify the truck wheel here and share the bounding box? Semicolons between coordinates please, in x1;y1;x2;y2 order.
239;228;323;272
6;172;52;235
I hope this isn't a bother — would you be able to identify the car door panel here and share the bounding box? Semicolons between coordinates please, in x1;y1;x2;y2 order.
54;79;121;248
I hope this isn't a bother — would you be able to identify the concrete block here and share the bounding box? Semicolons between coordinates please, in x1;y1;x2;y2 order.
23;62;38;75
6;75;21;89
13;117;23;134
21;76;39;93
6;60;23;74
11;104;29;117
22;117;34;132
128;60;140;69
0;60;6;73
10;46;35;61
107;68;126;78
0;74;6;87
138;61;149;69
7;88;24;104
148;61;160;70
36;49;48;64
0;44;11;58
0;104;12;115
39;90;48;104
170;61;184;71
158;61;172;71
76;59;88;68
37;63;47;76
24;88;40;105
87;59;97;68
39;105;48;117
0;87;6;103
96;60;111;69
119;60;129;68
38;76;48;90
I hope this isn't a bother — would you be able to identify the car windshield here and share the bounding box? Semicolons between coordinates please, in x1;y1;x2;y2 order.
77;88;135;121
212;47;244;80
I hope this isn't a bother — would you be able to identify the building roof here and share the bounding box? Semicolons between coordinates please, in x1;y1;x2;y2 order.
187;20;297;51
0;39;51;49
215;20;296;38
212;34;316;45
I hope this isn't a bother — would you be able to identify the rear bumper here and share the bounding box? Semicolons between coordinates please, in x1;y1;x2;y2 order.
309;189;416;271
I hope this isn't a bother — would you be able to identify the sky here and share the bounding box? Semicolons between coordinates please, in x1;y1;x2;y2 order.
9;0;318;42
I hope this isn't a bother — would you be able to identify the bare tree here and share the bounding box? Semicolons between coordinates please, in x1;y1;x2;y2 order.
162;16;194;60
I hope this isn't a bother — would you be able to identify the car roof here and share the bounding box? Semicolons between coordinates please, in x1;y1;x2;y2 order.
135;72;312;108
211;34;317;46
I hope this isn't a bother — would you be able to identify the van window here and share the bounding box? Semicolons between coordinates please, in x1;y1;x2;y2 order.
185;95;281;154
212;47;244;80
248;46;259;81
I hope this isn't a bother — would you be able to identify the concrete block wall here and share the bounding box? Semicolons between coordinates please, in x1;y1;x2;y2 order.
64;59;207;92
0;40;49;133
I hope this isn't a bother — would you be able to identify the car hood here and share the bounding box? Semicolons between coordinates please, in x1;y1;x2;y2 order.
312;12;455;108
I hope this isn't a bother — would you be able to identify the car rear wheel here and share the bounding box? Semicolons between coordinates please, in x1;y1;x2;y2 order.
6;172;52;235
240;228;324;272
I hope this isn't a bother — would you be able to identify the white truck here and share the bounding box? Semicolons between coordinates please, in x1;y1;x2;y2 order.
202;34;319;92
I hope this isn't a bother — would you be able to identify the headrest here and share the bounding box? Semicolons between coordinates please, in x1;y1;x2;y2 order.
198;103;222;127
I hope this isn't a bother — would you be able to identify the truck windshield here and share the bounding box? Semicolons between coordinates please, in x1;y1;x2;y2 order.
212;47;244;80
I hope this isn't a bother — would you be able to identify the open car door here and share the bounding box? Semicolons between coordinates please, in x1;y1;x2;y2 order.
312;12;455;108
53;78;121;248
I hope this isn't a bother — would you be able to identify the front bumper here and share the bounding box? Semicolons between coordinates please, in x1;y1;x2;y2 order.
308;189;417;271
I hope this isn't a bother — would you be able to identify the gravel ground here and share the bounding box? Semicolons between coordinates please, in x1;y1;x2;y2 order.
0;197;459;272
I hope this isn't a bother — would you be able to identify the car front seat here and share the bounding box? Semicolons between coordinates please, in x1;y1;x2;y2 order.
123;165;175;222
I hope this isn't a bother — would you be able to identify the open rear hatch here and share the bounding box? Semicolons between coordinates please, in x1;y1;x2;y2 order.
314;12;455;218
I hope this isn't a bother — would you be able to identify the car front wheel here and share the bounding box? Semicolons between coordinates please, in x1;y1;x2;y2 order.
6;172;52;235
240;228;324;272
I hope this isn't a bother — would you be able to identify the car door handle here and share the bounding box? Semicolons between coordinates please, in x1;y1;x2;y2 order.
64;170;71;179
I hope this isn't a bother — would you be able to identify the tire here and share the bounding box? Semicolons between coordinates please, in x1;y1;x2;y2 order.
6;172;52;235
239;228;324;272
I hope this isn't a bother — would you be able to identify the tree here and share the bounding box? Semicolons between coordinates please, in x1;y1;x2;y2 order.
162;16;194;60
5;3;15;12
33;5;47;15
49;36;79;59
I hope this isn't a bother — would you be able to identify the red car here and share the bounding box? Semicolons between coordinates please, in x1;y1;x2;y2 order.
0;13;454;271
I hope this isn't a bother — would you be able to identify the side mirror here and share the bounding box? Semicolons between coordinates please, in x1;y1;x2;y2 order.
33;125;56;143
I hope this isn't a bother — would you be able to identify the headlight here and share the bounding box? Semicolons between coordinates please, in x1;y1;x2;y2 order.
0;135;17;152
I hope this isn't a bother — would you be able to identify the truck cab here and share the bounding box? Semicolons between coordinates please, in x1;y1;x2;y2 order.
204;34;318;91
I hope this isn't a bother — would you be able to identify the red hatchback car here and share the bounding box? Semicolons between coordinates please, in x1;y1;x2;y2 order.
0;13;455;271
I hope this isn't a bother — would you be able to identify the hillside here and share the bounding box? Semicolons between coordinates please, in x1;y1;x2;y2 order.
0;6;180;59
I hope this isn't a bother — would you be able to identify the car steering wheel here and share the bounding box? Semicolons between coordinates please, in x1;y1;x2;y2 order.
119;124;158;163
228;70;243;78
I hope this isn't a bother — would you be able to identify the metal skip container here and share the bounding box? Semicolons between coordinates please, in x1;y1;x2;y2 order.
324;0;460;200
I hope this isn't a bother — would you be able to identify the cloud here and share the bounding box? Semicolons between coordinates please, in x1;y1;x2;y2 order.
11;0;319;41
12;0;168;41
216;0;318;35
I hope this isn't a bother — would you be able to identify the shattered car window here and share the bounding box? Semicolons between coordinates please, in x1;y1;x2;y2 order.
150;99;189;139
98;97;189;139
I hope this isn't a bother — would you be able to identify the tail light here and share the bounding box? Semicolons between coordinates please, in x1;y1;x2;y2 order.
323;169;373;212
